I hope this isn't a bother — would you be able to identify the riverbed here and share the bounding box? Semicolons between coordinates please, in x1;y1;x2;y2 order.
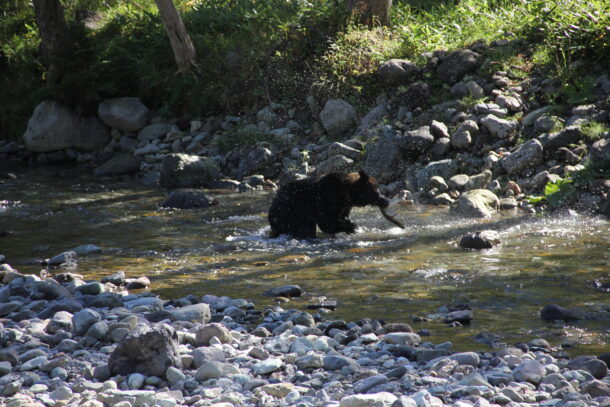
1;167;609;355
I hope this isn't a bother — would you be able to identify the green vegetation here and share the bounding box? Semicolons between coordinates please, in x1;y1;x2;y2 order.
2;0;610;140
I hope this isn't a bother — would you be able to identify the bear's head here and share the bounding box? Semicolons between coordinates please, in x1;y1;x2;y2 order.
350;171;389;208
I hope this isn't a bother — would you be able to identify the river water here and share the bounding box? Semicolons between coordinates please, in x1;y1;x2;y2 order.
1;168;609;355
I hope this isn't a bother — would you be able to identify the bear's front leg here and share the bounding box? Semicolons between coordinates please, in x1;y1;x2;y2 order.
318;218;356;235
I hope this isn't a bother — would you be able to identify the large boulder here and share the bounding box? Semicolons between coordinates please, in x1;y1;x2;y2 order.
23;101;110;153
451;189;500;218
98;97;149;132
362;126;408;183
160;153;222;188
235;147;274;179
480;115;517;139
94;153;140;176
403;126;434;154
377;59;420;86
108;324;182;376
538;126;582;151
320;99;358;137
590;137;610;163
354;105;387;139
500;139;544;175
437;49;482;84
416;159;460;190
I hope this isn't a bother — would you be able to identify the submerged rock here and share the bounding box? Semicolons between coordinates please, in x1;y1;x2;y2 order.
540;304;582;322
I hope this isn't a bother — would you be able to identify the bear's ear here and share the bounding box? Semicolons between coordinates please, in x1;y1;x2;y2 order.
358;170;369;182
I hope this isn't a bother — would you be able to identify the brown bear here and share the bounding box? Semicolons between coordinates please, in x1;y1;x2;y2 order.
268;171;389;239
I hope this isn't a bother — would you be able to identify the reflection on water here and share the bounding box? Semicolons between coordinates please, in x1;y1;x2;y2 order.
1;168;609;355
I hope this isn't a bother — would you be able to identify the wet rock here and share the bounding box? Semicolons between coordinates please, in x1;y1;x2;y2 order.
320;99;358;137
445;310;474;324
109;323;182;376
125;276;151;290
101;271;126;286
437;49;482;84
459;231;500;249
377;59;420;86
98;97;149;132
540;304;582;322
451;189;500;218
500;139;544;174
47;251;77;267
94;153;140;176
160;153;222;188
264;285;302;298
160;189;219;210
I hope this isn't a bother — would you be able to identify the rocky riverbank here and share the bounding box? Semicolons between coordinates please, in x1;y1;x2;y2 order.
1;263;610;407
2;40;609;218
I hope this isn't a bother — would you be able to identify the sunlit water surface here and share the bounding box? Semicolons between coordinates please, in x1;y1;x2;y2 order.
1;168;609;355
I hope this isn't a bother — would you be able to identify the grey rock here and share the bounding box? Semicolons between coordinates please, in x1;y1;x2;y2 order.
72;308;101;335
160;153;221;188
500;139;544;174
540;304;583;322
320;99;358;137
465;170;492;191
137;123;174;142
416;159;459;190
101;271;126;286
354;105;388;139
353;375;388;394
450;351;480;366
328;142;362;161
591;138;610;162
382;333;421;346
538;126;582;151
47;251;77;267
169;303;211;323
109;323;182;376
450;129;472;149
459;231;500;249
448;174;470;191
20;355;47;371
582;380;610;397
339;392;397;407
128;372;146;389
0;301;22;317
523;105;555;126
314;155;354;176
445;310;474;323
46;310;74;334
94;153;140;176
85;321;109;339
513;359;546;384
195;323;232;345
252;358;283;375
296;354;324;370
568;356;608;379
237;147;274;178
496;94;522;111
72;244;102;255
430;120;449;139
363;127;409;183
192;347;226;368
430;137;451;158
377;59;419;86
466;81;485;98
403;126;434;153
74;282;105;295
98;97;149;132
324;355;360;371
437;49;482;84
480;114;517;139
265;285;303;298
24;101;110;153
166;366;186;383
451;189;500;218
195;361;239;380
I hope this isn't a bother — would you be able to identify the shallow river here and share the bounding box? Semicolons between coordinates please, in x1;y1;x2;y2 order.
1;168;609;355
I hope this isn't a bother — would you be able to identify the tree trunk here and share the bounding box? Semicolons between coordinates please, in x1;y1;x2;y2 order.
153;0;198;74
32;0;69;84
347;0;392;26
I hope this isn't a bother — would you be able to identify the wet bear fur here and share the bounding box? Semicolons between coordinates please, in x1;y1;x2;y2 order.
268;171;389;239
